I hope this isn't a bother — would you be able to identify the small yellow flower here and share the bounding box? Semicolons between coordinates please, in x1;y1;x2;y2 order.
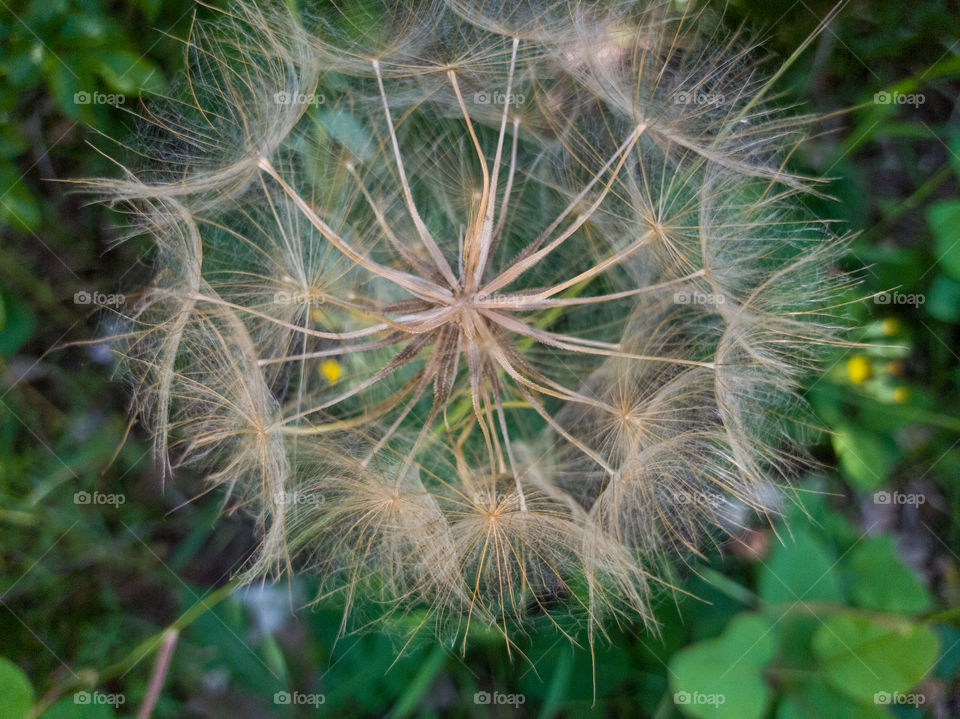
881;317;900;336
846;355;872;384
320;359;342;385
892;386;910;403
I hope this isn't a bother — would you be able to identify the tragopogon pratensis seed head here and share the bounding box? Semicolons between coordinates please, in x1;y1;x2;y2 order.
88;0;855;650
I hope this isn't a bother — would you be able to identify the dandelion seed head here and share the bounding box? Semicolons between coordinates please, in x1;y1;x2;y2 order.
90;0;854;651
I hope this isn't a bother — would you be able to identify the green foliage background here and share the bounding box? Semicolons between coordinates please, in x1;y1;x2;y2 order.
1;0;958;717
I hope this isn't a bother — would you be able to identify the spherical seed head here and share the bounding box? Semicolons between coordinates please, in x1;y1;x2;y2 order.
94;0;853;648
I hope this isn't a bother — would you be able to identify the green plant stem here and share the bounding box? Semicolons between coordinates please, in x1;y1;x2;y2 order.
924;604;960;626
101;578;240;679
30;578;240;717
859;163;952;244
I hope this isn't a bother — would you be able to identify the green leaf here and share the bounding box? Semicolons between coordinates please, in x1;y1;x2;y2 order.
831;425;897;490
133;0;164;21
0;162;41;231
386;645;447;719
927;274;960;322
0;122;29;159
19;0;69;26
93;49;164;95
812;611;939;703
39;698;116;718
536;648;574;719
45;59;91;121
669;613;777;719
0;656;34;719
927;200;960;280
759;527;844;605
843;536;931;613
185;595;284;698
59;13;113;43
0;290;36;358
259;632;289;685
776;679;891;719
949;132;960;183
3;42;45;88
932;625;960;679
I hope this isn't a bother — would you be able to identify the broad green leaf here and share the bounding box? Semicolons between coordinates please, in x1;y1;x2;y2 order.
931;625;960;680
773;613;822;669
20;0;69;25
812;611;939;703
93;49;164;95
3;42;45;87
133;0;164;21
59;14;113;43
776;679;891;719
45;59;91;121
831;425;897;490
927;200;960;280
0;122;28;159
39;698;116;718
843;536;930;613
927;274;960;322
0;657;34;719
670;613;777;719
759;527;844;605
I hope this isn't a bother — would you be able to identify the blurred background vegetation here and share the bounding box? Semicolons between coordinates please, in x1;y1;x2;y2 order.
1;0;958;717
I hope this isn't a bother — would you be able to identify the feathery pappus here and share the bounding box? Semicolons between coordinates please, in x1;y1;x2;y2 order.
84;0;856;655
